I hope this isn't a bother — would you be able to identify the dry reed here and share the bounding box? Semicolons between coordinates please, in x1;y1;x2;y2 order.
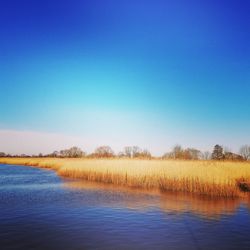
0;158;250;197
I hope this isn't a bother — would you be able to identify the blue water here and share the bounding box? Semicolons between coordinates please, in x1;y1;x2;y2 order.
0;164;250;250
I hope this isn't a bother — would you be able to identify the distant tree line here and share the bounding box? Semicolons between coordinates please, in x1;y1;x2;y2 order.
162;145;204;160
0;144;250;161
210;144;250;161
162;144;250;161
0;146;151;159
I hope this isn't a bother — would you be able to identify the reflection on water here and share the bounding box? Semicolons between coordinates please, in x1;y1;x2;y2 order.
1;164;250;250
64;180;249;220
160;192;244;219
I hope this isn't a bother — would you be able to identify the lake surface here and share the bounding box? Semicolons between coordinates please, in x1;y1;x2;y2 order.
0;164;250;250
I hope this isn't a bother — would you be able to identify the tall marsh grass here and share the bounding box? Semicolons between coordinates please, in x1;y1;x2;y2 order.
1;158;250;197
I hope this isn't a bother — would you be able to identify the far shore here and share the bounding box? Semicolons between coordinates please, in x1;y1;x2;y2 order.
0;157;250;198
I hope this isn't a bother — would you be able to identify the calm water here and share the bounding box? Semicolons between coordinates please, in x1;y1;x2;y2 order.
0;164;250;250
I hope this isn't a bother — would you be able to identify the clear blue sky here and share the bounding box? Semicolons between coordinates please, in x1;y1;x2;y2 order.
0;0;250;155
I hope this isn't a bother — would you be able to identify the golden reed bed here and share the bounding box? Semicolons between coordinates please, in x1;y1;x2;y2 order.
0;158;250;198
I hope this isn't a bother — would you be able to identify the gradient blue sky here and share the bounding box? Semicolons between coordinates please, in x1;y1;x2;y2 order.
0;0;250;155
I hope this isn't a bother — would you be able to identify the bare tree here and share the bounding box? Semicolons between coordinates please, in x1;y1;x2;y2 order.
59;147;85;158
0;152;6;157
185;148;201;160
94;146;114;158
51;151;59;157
239;145;250;161
68;147;86;158
162;151;174;159
132;146;141;158
201;151;211;160
172;145;183;159
124;146;133;158
163;146;200;160
117;151;126;158
224;152;244;161
121;146;151;159
140;149;152;159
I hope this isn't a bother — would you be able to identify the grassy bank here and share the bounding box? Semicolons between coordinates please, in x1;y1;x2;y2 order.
0;158;250;197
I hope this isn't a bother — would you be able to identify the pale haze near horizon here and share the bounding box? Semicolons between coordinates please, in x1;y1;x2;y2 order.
0;128;248;157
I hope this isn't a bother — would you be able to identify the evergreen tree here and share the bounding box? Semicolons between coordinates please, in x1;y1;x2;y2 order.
211;145;224;160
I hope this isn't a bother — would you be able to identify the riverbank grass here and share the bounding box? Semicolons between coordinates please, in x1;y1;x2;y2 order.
0;158;250;197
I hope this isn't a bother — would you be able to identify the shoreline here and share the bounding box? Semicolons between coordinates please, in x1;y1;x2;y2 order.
0;157;250;198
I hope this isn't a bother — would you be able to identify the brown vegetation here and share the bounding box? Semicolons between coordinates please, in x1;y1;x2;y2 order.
1;158;250;198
